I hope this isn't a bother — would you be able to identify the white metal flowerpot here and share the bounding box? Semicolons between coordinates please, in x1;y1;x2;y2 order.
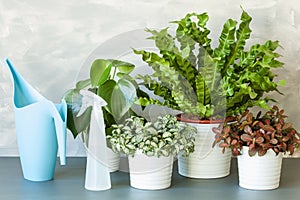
178;122;231;178
128;151;174;190
237;146;283;190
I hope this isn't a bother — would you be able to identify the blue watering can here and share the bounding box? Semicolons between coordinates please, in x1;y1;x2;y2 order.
5;59;67;181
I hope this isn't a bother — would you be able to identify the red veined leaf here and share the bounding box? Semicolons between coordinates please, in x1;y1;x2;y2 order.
255;136;264;144
263;134;270;141
246;113;253;122
258;149;267;156
244;125;252;134
212;127;221;134
263;125;275;132
279;109;284;115
270;138;278;145
225;116;236;123
273;105;279;112
219;142;229;148
279;118;284;125
249;143;255;151
282;122;292;130
241;110;249;118
233;148;239;156
264;119;270;125
282;136;290;142
231;139;238;145
248;147;257;157
258;122;264;128
241;134;252;142
252;120;260;126
223;126;231;135
282;143;287;151
275;123;282;131
295;140;300;145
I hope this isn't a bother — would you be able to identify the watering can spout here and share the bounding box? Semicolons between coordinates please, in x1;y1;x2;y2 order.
5;58;43;107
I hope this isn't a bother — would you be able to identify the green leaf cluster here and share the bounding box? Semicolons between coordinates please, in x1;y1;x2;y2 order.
107;115;197;157
63;59;138;138
135;9;284;119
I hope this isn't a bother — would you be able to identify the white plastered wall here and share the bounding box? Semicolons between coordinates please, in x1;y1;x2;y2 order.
0;0;299;156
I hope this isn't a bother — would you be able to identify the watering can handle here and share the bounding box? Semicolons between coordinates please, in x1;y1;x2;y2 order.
50;99;67;165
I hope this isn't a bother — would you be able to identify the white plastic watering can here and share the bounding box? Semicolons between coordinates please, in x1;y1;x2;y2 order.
5;59;67;181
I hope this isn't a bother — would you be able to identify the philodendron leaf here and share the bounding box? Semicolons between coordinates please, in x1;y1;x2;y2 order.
75;79;91;90
90;59;112;87
98;80;117;113
63;88;92;138
111;60;135;74
111;79;137;121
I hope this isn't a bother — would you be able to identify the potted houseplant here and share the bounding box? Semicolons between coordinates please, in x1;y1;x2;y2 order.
133;9;285;178
63;59;141;190
212;105;300;190
107;114;196;190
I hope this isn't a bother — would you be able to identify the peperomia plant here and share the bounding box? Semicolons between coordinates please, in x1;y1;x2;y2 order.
63;59;139;138
134;9;285;120
107;115;197;157
212;105;300;156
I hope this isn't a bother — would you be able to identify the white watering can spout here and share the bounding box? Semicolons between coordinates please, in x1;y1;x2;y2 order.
5;58;67;181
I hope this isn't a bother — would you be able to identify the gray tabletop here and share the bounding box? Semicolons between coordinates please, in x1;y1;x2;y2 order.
0;157;299;200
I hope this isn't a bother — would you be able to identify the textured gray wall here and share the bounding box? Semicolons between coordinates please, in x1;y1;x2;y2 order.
0;0;299;156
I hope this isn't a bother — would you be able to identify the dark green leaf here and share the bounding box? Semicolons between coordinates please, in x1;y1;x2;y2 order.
111;79;137;121
90;59;112;87
98;80;116;113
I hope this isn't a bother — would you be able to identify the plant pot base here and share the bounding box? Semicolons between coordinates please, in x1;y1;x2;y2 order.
178;148;231;179
128;153;173;190
237;147;283;190
178;122;231;179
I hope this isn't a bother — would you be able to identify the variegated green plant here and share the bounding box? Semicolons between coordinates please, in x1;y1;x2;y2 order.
107;115;197;157
135;9;285;120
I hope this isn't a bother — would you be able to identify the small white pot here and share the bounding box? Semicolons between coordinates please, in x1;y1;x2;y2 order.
237;146;283;190
128;151;174;190
178;122;231;178
107;148;120;172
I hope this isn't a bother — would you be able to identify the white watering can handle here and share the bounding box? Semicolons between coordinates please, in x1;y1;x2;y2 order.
49;99;67;165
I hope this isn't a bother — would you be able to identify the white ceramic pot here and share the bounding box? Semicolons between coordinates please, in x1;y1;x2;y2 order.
107;148;120;172
128;151;174;190
178;122;231;178
237;146;283;190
